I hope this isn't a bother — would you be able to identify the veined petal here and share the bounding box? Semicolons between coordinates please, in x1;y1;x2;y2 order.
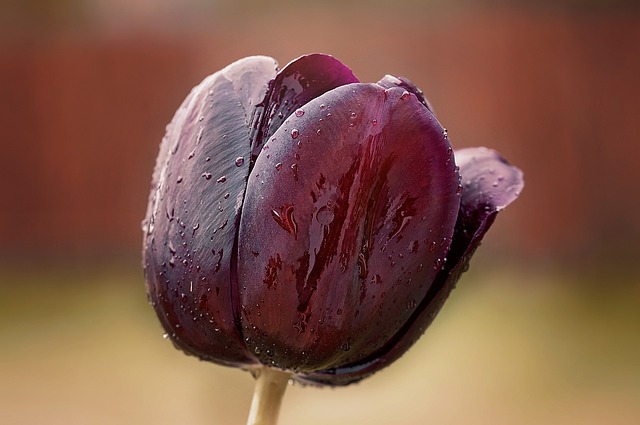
238;83;459;374
142;56;278;367
299;147;523;386
252;53;359;161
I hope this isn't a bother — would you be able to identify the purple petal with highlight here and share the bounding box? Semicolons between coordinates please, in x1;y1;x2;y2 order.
252;53;359;161
299;148;524;385
142;56;278;367
238;83;459;373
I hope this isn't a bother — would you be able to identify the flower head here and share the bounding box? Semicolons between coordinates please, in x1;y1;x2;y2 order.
142;54;523;386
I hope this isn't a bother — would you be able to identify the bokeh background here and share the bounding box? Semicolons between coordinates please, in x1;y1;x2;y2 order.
1;0;639;424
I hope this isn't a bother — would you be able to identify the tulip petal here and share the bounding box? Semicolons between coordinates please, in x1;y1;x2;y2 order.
251;53;359;161
238;83;460;373
300;147;524;385
377;74;434;113
142;56;278;367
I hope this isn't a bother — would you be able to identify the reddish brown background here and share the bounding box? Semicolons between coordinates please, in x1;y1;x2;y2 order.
1;3;639;269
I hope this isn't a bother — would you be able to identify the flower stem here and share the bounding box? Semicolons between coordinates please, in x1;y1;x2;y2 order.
246;367;291;425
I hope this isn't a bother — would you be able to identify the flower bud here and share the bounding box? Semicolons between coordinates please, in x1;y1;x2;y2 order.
142;54;523;386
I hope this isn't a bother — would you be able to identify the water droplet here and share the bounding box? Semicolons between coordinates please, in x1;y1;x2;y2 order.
319;103;326;110
407;299;417;310
350;112;357;118
401;90;411;100
316;206;334;225
433;258;443;270
171;139;180;154
202;172;212;180
271;204;297;237
295;108;305;117
176;176;183;184
223;192;230;199
205;156;211;162
291;129;299;139
372;118;378;126
162;333;169;339
216;176;227;183
357;253;367;279
275;162;283;171
341;342;351;352
291;163;299;180
235;156;244;167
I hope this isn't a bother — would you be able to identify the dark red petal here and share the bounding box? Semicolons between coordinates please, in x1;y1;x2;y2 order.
377;74;434;113
300;147;524;386
251;54;359;161
238;83;460;372
142;56;278;367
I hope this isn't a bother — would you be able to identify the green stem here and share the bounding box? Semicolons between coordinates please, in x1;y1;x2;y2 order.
246;367;291;425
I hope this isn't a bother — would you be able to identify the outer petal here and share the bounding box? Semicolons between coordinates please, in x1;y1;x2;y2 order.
238;84;460;373
142;56;278;367
251;53;359;161
300;147;524;385
377;74;434;113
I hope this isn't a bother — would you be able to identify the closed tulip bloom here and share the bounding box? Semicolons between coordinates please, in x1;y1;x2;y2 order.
142;53;523;393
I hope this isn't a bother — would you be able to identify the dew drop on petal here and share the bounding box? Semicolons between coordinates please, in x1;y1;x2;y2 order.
316;206;335;225
295;108;305;117
272;204;297;237
235;156;244;167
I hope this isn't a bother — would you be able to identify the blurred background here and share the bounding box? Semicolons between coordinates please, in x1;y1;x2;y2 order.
1;0;639;424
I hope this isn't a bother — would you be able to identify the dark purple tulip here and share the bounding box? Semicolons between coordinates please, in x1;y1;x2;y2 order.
142;54;523;386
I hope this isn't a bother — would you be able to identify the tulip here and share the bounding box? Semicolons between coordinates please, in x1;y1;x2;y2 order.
142;53;523;424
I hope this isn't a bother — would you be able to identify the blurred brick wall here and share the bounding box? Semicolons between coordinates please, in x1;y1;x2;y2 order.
0;7;638;264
